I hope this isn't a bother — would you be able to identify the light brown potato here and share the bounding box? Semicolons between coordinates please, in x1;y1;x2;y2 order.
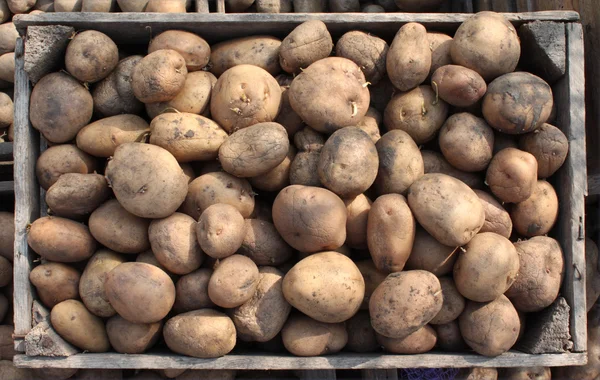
29;262;78;309
451;12;520;81
238;219;293;266
355;260;387;310
208;254;260;308
387;23;430;91
439;113;494;172
357;107;381;144
474;190;512;238
0;52;13;83
486;148;538;203
289;151;322;187
427;32;453;78
196;204;246;260
148;31;209;72
281;314;347;356
106;315;162;354
6;0;34;12
283;251;364;323
434;320;466;351
0;1;9;23
30;72;93;143
173;268;214;313
0;212;12;262
511;180;558;237
53;0;82;11
210;36;282;77
370;270;442;339
335;31;388;84
430;277;465;325
431;65;486;108
404;228;457;276
384;85;449;144
50;299;110;352
66;31;118;83
344;194;371;249
377;325;437;354
36;145;97;190
289;57;369;134
273;185;346;253
28;216;96;262
483;72;553;134
374;129;423;195
519;123;568;178
92;55;145;117
76;114;149;158
500;367;550;380
0;22;17;55
117;0;148;11
145;0;186;12
164;309;236;358
459;295;520;356
456;368;498;380
89;199;150;254
279;20;332;74
345;311;379;353
422;150;483;189
46;173;110;219
586;238;600;312
250;145;296;192
105;262;175;323
132;49;188;103
275;87;303;139
0;92;12;128
79;250;126;318
81;0;117;11
256;0;292;12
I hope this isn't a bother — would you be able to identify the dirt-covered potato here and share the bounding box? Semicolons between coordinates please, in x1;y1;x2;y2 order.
432;65;486;109
501;367;551;380
283;251;364;323
0;92;12;128
273;185;346;253
132;49;188;103
29;262;79;308
0;212;12;262
196;204;246;260
92;55;144;117
210;65;282;133
289;151;322;187
345;311;379;353
451;12;520;81
289;57;370;134
76;114;149;158
486;148;538;203
238;219;293;266
427;32;453;77
106;315;162;354
250;145;296;192
407;173;485;246
81;0;117;11
405;228;457;276
483;72;553;134
174;268;214;313
377;325;437;354
335;31;388;84
89;199;150;254
344;194;371;249
210;36;282;77
0;22;17;55
459;295;520;356
374;129;423;195
51;299;110;352
148;30;210;71
28;216;96;262
79;250;126;318
164;309;236;358
370;270;442;339
474;190;512;238
66;31;118;83
294;125;325;151
53;0;82;11
384;85;449;144
435;320;466;351
355;260;386;310
279;20;332;74
105;262;175;323
357;107;382;144
208;254;259;308
105;143;189;218
430;277;466;325
438;113;494;172
46;173;110;219
281;314;347;356
387;23;430;91
519;123;568;178
30;72;93;143
511;180;558;237
0;53;13;83
422;150;483;189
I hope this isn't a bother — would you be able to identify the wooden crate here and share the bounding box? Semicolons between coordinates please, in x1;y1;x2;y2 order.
11;11;588;372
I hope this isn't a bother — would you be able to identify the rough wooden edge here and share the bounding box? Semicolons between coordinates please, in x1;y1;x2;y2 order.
589;173;600;196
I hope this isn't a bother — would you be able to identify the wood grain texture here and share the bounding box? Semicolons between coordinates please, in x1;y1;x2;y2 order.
195;0;209;13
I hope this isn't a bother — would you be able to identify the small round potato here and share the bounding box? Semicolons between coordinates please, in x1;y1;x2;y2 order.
65;31;118;83
196;204;246;259
486;148;538;203
501;367;551;380
404;228;458;276
374;129;424;195
208;254;260;308
459;295;520;357
30;262;79;309
430;277;465;325
92;55;145;117
36;145;97;191
28;216;96;262
51;300;110;352
355;260;387;310
148;30;210;72
474;190;513;238
427;32;453;78
281;314;347;356
510;180;558;237
422;150;483;189
345;311;379;353
210;36;282;77
79;249;126;318
76;114;150;158
438;113;494;172
434;320;466;351
377;325;437;354
238;219;293;266
519;123;568;178
250;145;296;192
344;194;372;249
46;173;110;219
387;22;431;91
106;315;162;354
431;65;486;108
0;92;12;128
173;268;214;313
357;107;382;144
336;31;388;84
283;251;364;323
279;20;333;74
132;49;188;103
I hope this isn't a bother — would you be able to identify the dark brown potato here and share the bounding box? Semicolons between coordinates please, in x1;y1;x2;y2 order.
0;212;13;262
430;277;465;325
474;190;512;238
356;260;387;310
431;65;486;108
335;31;389;84
405;227;458;276
29;262;79;308
65;31;119;83
28;216;96;262
427;32;453;78
148;30;210;72
196;204;246;260
131;49;188;103
439;113;494;172
36;145;97;190
46;173;110;219
375;129;423;195
386;22;431;91
486;148;538;203
279;20;333;74
173;268;214;313
345;311;379;353
281;314;347;356
376;325;437;354
210;36;282;77
93;55;144;117
511;180;558;237
519;123;568;178
238;219;294;266
434;320;466;351
422;150;483;189
344;194;371;249
106;315;162;354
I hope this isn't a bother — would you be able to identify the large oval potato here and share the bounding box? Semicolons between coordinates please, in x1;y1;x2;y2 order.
511;180;559;237
132;49;188;103
281;314;347;356
50;299;110;352
279;20;332;74
92;55;144;117
79;250;126;318
36;145;97;190
30;262;80;309
375;129;423;195
148;30;210;72
0;22;17;56
438;113;494;172
519;123;568;178
486;148;538;203
0;212;13;261
173;268;214;313
196;204;246;260
106;315;162;354
46;173;110;219
474;190;513;238
404;227;457;276
65;31;118;83
208;254;259;308
336;31;388;84
210;36;282;77
344;194;371;249
387;22;430;91
76;114;150;158
28;216;96;262
237;219;293;266
431;65;486;107
345;311;379;353
377;325;437;354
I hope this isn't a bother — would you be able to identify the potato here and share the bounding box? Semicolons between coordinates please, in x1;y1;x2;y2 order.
250;145;296;192
208;254;259;308
486;148;538;203
430;277;465;325
586;238;600;312
294;125;325;152
519;123;568;178
275;87;303;138
181;172;255;220
29;262;78;308
210;65;282;133
196;204;246;260
164;309;236;358
89;199;150;254
289;57;369;133
456;368;498;380
511;180;558;237
53;0;82;11
374;129;423;195
28;216;96;262
438;113;494;172
427;32;452;77
345;311;378;353
501;367;550;380
92;55;144;117
362;3;384;11
384;85;449;144
451;12;520;81
219;122;289;177
370;270;442;339
106;315;162;354
132;50;188;103
210;36;282;77
0;92;12;128
483;72;553;134
459;295;520;356
51;300;110;352
318;127;378;198
357;107;381;144
150;112;227;163
0;1;9;23
0;22;16;55
473;190;512;238
79;250;126;318
6;0;34;12
256;0;292;12
105;262;175;323
387;23;430;91
136;250;171;274
46;173;110;219
66;31;118;83
36;145;98;191
369;76;395;114
283;251;364;323
173;268;214;313
355;260;386;310
281;314;347;356
81;0;117;11
33;0;54;10
404;228;457;276
238;219;293;266
335;31;388;84
148;31;209;72
273;185;346;253
434;320;466;351
30;72;93;143
344;194;371;249
145;0;186;12
0;212;12;262
0;53;13;83
289;152;321;187
422;151;483;189
279;20;332;74
76;114;149;158
377;325;437;354
117;0;148;11
105;143;189;218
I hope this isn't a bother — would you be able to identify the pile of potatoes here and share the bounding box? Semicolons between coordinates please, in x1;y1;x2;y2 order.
25;11;582;361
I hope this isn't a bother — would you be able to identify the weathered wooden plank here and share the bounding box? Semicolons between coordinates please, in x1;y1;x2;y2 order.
361;369;398;380
297;370;336;380
589;173;600;196
195;0;209;13
217;0;225;13
0;142;13;161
